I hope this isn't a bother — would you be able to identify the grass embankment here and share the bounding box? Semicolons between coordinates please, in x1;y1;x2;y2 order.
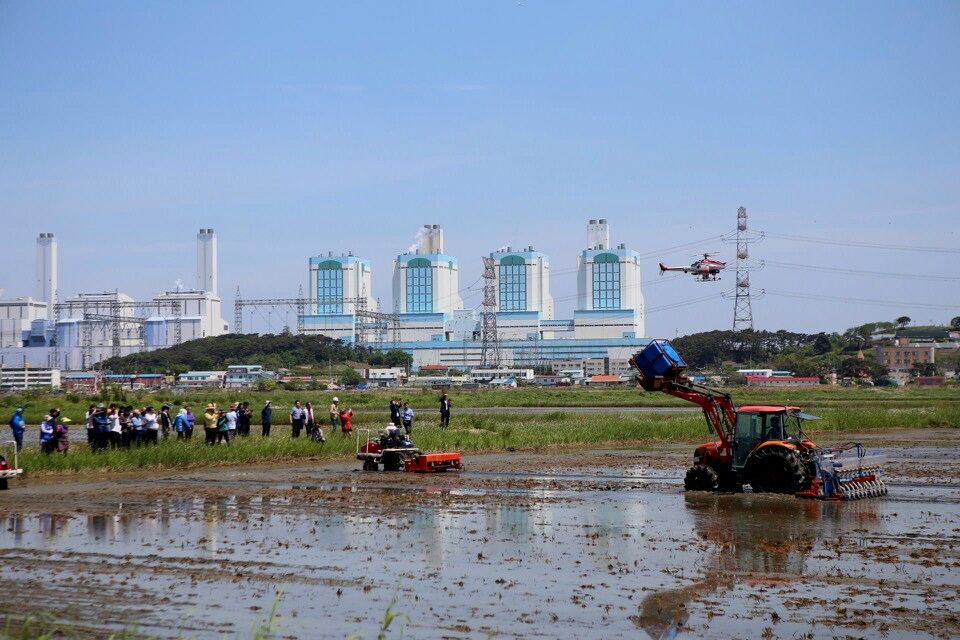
5;386;958;476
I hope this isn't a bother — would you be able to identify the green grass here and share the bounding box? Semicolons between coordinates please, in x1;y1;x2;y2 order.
13;404;959;477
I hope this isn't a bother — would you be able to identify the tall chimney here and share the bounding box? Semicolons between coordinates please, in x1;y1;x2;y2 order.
197;229;218;295
36;233;57;312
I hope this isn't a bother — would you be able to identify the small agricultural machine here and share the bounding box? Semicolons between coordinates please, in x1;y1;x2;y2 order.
356;429;462;473
0;441;23;490
630;340;886;500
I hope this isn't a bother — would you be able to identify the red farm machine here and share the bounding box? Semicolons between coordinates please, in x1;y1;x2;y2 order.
356;429;462;473
630;340;886;500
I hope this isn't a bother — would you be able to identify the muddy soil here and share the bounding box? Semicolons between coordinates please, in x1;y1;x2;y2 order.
0;429;958;639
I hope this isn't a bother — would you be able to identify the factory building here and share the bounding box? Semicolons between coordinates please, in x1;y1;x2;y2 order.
573;219;644;339
392;224;465;342
302;253;377;342
490;246;555;341
302;220;648;369
0;229;229;371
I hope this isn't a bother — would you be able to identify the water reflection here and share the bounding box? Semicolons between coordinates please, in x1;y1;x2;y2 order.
634;494;884;640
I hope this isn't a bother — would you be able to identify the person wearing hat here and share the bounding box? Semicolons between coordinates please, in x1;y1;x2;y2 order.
329;397;341;433
55;417;71;454
40;408;61;454
225;403;239;440
142;405;159;446
8;407;27;453
261;401;273;437
202;403;218;445
91;404;110;452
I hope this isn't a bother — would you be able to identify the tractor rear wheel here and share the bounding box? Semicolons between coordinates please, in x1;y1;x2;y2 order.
684;464;719;491
382;452;401;472
747;448;806;494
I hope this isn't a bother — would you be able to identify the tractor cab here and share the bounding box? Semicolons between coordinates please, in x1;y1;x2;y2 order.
732;406;819;470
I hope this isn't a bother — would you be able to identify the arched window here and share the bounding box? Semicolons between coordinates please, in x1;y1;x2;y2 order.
406;258;433;313
498;255;526;312
592;253;620;309
316;260;344;314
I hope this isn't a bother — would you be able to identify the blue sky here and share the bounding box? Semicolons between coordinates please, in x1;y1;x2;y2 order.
1;1;958;338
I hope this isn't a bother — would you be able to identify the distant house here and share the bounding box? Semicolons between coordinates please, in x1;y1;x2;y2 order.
225;365;276;388
745;375;819;387
583;374;628;386
179;371;226;388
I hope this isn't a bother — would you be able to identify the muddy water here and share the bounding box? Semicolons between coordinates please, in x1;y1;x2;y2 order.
1;441;959;639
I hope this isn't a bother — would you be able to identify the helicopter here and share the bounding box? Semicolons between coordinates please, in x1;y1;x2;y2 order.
659;253;726;282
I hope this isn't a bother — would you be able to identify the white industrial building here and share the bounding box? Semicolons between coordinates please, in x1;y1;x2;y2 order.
302;252;377;341
0;229;229;372
301;220;649;369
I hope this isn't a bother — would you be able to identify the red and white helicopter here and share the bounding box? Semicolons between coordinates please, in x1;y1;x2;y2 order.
659;253;726;282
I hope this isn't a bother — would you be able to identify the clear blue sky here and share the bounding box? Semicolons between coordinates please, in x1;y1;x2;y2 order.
2;1;958;338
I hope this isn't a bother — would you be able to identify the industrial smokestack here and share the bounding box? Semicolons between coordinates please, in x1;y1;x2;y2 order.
197;229;218;295
36;232;57;312
587;219;610;251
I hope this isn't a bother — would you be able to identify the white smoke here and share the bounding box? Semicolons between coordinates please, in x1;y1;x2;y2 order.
406;226;430;254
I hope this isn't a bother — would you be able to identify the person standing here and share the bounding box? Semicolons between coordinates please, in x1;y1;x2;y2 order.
304;402;316;438
54;417;71;455
329;397;340;432
261;401;273;437
130;409;144;447
439;393;452;429
389;399;402;427
174;408;190;440
225;404;239;440
39;409;59;454
91;404;110;451
108;405;122;449
159;405;173;439
184;405;195;440
142;406;160;445
339;406;354;437
289;400;305;438
8;407;26;454
401;402;414;435
238;401;252;437
216;409;230;445
202;403;218;445
85;404;97;448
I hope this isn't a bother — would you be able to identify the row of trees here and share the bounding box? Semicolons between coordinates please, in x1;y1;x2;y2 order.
99;331;413;376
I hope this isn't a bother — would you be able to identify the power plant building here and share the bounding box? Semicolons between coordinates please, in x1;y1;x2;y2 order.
392;225;465;342
574;219;644;339
490;246;555;340
302;253;376;342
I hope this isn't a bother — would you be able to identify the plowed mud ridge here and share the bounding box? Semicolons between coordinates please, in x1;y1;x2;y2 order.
1;428;958;639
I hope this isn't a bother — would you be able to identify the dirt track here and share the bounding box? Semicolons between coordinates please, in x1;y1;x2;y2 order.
0;428;958;639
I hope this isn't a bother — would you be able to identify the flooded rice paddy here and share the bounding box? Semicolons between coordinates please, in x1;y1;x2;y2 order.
1;429;958;639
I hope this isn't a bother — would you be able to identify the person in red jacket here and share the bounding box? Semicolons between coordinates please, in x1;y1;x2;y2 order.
338;407;353;437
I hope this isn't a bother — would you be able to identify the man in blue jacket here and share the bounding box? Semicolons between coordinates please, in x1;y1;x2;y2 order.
8;407;26;453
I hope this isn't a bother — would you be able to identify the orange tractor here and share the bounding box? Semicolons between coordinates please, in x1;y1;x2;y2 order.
630;340;886;499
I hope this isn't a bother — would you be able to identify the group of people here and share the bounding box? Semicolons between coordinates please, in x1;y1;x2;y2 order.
287;397;354;442
199;400;271;445
387;398;417;434
8;392;455;455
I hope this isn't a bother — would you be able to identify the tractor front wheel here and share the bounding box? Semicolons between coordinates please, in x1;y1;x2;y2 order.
362;459;378;471
747;448;806;494
684;464;719;492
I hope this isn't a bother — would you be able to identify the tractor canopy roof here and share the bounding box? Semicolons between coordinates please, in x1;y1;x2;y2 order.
737;405;801;414
737;405;822;420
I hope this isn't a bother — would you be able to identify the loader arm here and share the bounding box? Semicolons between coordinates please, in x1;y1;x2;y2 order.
660;380;736;449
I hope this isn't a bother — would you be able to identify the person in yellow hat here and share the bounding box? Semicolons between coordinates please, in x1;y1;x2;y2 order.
202;403;218;445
